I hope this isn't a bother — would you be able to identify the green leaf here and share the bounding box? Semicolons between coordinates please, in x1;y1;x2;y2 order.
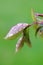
31;8;38;29
23;28;32;48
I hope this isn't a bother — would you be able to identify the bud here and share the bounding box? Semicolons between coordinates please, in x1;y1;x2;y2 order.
35;13;43;17
35;25;43;37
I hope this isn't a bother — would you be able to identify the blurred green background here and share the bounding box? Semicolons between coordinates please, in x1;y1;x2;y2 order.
0;0;43;65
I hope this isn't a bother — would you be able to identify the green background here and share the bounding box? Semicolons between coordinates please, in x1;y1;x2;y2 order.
0;0;43;65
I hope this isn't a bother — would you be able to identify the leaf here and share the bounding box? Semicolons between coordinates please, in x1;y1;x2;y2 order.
4;23;30;40
16;36;24;52
31;8;37;22
31;8;38;29
23;27;32;48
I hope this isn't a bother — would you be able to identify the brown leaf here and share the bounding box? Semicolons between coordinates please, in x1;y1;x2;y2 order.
16;36;24;52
